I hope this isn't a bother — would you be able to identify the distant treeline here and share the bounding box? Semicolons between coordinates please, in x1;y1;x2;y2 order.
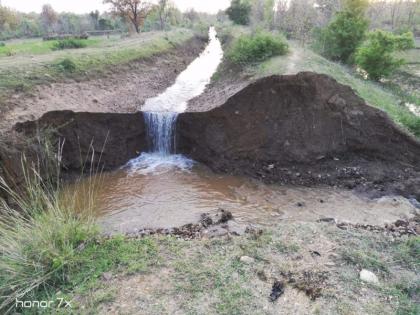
0;2;217;40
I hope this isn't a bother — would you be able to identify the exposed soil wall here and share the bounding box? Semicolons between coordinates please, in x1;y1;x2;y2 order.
11;72;420;198
15;111;146;171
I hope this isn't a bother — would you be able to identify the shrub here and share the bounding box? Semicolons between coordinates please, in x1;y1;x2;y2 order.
56;58;77;72
0;42;5;47
53;38;87;50
355;31;415;81
227;32;289;64
226;0;252;25
313;0;369;63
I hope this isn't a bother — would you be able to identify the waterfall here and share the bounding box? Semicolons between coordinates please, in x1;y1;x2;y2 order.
127;26;223;173
144;112;178;155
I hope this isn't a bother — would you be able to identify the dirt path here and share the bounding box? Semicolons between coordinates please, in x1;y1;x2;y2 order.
0;36;206;131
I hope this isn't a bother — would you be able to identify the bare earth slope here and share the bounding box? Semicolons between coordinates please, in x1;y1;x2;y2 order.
0;36;206;131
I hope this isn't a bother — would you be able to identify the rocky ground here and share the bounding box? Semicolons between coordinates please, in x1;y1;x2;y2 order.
71;210;419;315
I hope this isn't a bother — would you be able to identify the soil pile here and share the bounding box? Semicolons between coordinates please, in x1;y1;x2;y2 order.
177;72;420;197
12;72;420;198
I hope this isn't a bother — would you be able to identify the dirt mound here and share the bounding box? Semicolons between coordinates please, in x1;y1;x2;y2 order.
177;72;420;197
12;72;420;198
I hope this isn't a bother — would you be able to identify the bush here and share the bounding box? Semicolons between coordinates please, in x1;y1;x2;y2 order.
53;38;87;50
56;58;77;72
0;42;5;47
355;31;415;81
313;0;369;63
227;32;289;64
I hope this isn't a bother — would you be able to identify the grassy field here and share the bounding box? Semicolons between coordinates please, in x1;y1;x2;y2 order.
0;38;102;56
0;29;195;101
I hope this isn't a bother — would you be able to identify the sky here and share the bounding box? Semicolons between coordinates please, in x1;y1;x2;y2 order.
1;0;231;14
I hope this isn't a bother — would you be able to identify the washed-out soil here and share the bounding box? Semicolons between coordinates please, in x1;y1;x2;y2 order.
14;72;420;200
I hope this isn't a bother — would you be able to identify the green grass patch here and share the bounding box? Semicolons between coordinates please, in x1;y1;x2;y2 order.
392;237;420;270
0;38;100;56
341;248;389;273
52;38;89;50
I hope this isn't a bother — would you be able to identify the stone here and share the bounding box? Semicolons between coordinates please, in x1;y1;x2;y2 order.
240;256;255;264
101;272;113;281
359;269;379;284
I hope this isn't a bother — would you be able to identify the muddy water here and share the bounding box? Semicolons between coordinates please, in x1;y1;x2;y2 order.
94;164;416;234
76;27;416;234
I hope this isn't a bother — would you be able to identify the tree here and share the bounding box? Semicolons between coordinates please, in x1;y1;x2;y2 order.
314;0;369;63
89;10;100;30
355;30;414;81
283;0;318;44
40;4;58;33
0;5;18;32
249;0;275;29
226;0;252;25
157;0;168;30
104;0;152;33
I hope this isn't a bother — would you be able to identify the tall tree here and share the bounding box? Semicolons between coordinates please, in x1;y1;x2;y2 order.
157;0;168;30
89;10;100;30
315;0;369;63
104;0;152;33
226;0;252;25
40;4;58;33
0;5;18;32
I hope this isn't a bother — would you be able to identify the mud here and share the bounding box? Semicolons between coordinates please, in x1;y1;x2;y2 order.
0;36;206;131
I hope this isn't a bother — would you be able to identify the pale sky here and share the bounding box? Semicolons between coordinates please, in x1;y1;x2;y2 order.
2;0;231;14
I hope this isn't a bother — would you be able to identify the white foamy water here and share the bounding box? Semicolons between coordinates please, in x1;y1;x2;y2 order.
141;27;223;113
127;27;223;173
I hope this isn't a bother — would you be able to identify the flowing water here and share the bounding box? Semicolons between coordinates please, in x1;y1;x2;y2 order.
72;27;417;234
128;26;223;173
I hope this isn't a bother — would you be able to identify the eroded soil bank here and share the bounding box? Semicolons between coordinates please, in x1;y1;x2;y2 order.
14;72;420;200
0;36;206;131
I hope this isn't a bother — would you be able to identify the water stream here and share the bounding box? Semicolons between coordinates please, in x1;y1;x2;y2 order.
70;27;416;234
127;26;223;174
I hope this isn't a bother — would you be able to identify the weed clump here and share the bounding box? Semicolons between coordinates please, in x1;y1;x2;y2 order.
53;38;87;50
56;58;77;72
227;31;288;65
0;148;100;312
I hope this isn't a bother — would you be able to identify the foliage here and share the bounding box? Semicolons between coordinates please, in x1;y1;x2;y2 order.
227;31;288;64
0;153;100;312
355;30;415;81
0;6;19;32
104;0;153;33
394;237;420;269
53;38;88;50
314;0;369;63
56;58;77;72
40;4;58;33
226;0;252;25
